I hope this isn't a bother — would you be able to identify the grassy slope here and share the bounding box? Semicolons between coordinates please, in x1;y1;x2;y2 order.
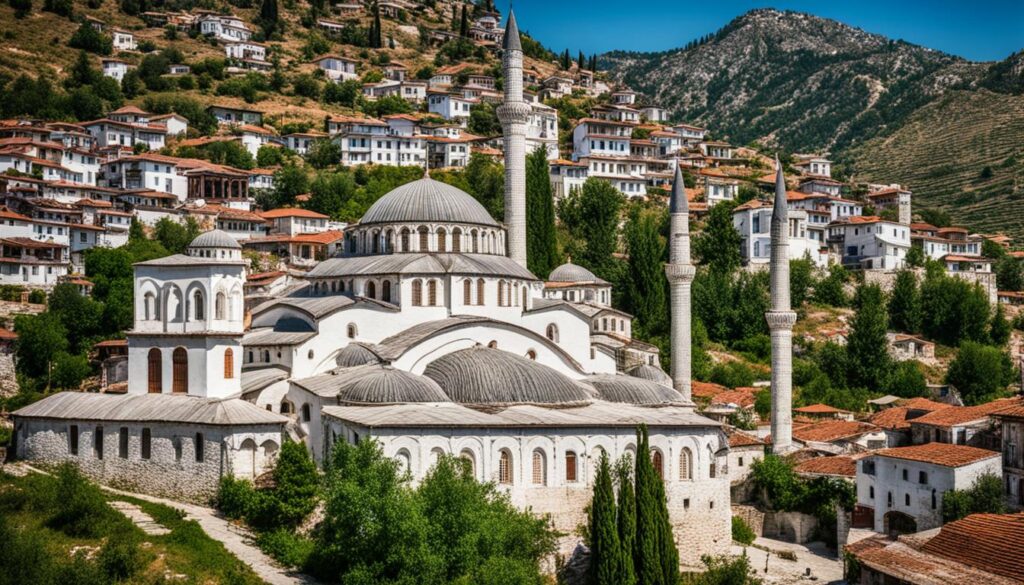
844;89;1024;238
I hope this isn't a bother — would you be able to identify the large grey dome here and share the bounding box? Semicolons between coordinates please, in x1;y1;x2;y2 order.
586;374;683;405
335;366;448;404
626;364;673;387
335;343;380;368
359;178;499;227
548;262;605;283
189;229;241;249
423;347;593;405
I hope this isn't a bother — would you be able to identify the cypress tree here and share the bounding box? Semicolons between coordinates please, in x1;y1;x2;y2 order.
616;458;637;585
259;0;279;37
633;425;662;585
450;4;458;31
888;269;921;333
578;50;585;70
624;205;668;337
847;283;891;390
653;468;678;584
589;452;626;584
590;54;598;72
561;49;571;70
371;4;382;48
459;5;468;37
525;145;558;279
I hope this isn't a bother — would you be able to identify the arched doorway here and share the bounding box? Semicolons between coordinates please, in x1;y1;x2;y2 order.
236;438;257;479
172;347;188;394
884;511;917;537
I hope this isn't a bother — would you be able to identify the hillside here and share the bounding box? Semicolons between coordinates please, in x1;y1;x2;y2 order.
600;8;1024;236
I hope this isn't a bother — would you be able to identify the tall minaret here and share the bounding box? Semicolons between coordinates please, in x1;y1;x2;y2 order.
767;158;797;453
665;165;695;402
496;10;530;268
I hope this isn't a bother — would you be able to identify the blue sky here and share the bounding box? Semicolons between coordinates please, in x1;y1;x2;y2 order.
505;0;1024;62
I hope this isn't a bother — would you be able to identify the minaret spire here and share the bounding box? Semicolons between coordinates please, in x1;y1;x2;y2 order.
497;9;530;268
767;156;796;453
665;165;695;403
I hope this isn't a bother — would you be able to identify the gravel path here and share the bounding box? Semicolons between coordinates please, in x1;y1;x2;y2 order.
730;537;845;584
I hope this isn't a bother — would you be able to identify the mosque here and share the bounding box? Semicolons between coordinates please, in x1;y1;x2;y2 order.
10;11;799;564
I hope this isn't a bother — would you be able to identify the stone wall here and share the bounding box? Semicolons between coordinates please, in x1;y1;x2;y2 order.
12;417;282;503
864;267;998;305
762;510;819;543
0;349;16;399
731;503;766;535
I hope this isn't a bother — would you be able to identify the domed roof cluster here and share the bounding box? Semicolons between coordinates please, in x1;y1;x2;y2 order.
335;366;448;404
188;229;242;250
626;364;673;387
586;374;683;405
548;262;607;284
335;343;380;368
359;177;499;227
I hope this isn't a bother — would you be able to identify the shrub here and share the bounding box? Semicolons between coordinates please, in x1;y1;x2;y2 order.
49;463;122;537
98;530;148;581
216;475;256;520
731;516;756;545
709;360;756;388
69;23;112;55
256;529;315;568
27;289;45;303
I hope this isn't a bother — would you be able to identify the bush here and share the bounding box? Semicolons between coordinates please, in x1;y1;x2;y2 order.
942;473;1006;522
256;529;315;568
731;516;756;545
27;289;45;304
69;23;112;55
49;464;123;537
98;530;148;581
216;475;257;520
709;361;756;388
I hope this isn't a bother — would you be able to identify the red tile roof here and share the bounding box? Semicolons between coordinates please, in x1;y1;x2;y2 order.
259;208;329;220
0;327;17;340
794;403;850;414
794;455;857;477
691;380;729;399
911;397;1023;429
710;388;757;408
920;513;1024;582
791;420;877;443
873;443;999;468
870;406;913;430
727;429;765;448
899;397;951;412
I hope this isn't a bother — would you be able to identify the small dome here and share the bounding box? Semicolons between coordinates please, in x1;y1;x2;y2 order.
548;262;604;283
359;178;499;227
423;347;593;405
626;364;673;387
586;374;683;405
188;229;241;250
335;343;380;368
335;366;448;404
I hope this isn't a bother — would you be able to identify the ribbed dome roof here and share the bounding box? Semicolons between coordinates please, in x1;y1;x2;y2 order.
335;343;380;368
626;364;673;387
188;229;241;249
548;262;604;283
359;178;499;227
586;374;683;405
335;366;448;404
423;347;593;405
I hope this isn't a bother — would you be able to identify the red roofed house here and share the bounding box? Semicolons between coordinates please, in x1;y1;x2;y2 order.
794;403;854;421
994;406;1024;508
856;442;1001;535
725;427;765;484
909;397;1022;449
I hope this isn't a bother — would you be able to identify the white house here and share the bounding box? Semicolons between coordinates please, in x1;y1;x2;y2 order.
829;216;911;270
732;200;829;267
313;54;358;82
572;118;632;158
856;443;1001;535
102;59;131;82
427;92;475;123
641;106;669;123
792;155;832;178
701;169;739;207
197;13;252;43
151;113;189;137
549;159;587;201
111;29;137;51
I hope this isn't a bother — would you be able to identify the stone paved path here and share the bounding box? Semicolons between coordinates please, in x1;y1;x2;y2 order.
731;537;845;584
109;500;171;535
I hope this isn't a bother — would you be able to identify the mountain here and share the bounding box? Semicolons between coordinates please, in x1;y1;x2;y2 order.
601;9;1024;235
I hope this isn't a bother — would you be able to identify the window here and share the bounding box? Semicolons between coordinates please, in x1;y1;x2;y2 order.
119;427;129;458
497;280;506;306
366;281;376;299
141;428;151;460
174;437;182;461
887;492;893;507
869;486;875;499
652;450;664;480
223;348;234;379
863;460;876;475
918;471;928;485
347;323;357;339
679;448;692;480
499;450;513;484
418;226;429;251
302;403;311;422
193;290;205;320
708;449;717;478
382;280;391;303
172;347;188;394
69;425;79;455
452;228;462;252
93;426;104;459
532;450;546;485
463;279;472;305
902;469;908;481
147;348;161;393
215;292;226;320
683;498;690;510
546;324;559;342
427;280;437;306
195;433;204;462
411;279;423;306
931;489;937;509
400;228;410;251
904;493;910;506
738;456;744;467
477;279;485;305
565;452;577;482
525;350;536;360
437;228;447;251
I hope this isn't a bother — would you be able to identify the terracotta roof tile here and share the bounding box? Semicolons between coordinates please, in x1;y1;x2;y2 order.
911;397;1023;428
727;428;765;448
691;380;728;399
791;420;877;443
795;403;849;414
259;208;329;219
794;455;857;477
920;513;1024;581
873;443;999;468
899;397;952;412
870;406;913;430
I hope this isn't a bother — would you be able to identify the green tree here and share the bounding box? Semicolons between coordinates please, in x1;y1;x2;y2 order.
589;452;628;585
262;440;319;527
689;553;763;585
51;352;91;390
13;312;69;382
304;139;341;169
272;165;310;208
458;5;468;37
152;217;200;254
69;23;112;55
789;258;813;308
67;51;99;88
306;171;356;219
615;457;638;585
47;283;103;354
888;270;922;333
693;201;741;273
884;361;928;398
846;284;891;390
558;178;623;280
323;78;362;107
9;0;32;18
905;245;925;268
624;205;667;338
633;425;661;585
942;474;1006;522
467;101;501;136
812;264;848;306
991;303;1012;346
259;0;280;37
946;341;1015;405
256;144;285;167
921;274;991;346
996;256;1023;291
525;146;558;279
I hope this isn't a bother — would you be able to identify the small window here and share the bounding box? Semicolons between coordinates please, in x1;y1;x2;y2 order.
174;437;182;461
652;450;664;480
69;425;79;455
869;486;875;499
931;489;937;509
119;427;129;458
683;498;690;510
195;433;205;462
307;350;314;360
141;428;151;460
223;348;234;379
302;403;311;422
902;469;908;481
499;450;512;485
918;471;928;485
94;426;103;460
565;452;578;482
531;450;546;485
738;456;744;467
904;493;910;506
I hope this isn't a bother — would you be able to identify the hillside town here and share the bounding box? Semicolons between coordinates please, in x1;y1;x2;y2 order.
0;1;1023;584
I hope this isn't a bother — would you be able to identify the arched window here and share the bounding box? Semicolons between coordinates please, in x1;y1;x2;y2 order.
280;401;293;414
652;449;664;480
347;323;357;339
400;228;410;252
172;347;188;394
476;278;485;305
460;449;476;477
223;348;234;379
521;286;528;309
490;232;496;254
331;281;337;292
366;281;376;299
437;228;447;252
262;349;270;362
418;226;429;251
411;279;423;306
565;451;578;482
488;340;498;349
708;447;717;478
147;348;161;393
679;448;693;481
427;280;438;306
532;449;546;485
395;449;411;474
193;290;205;321
546;324;559;342
499;449;513;485
497;280;505;306
215;292;226;320
144;292;157;320
463;279;472;305
247;350;253;363
471;229;479;253
525;350;537;360
382;281;392;303
371;230;379;254
452;228;462;252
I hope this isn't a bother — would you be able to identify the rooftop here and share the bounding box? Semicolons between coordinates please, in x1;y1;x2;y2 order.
872;443;999;468
794;455;857;477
